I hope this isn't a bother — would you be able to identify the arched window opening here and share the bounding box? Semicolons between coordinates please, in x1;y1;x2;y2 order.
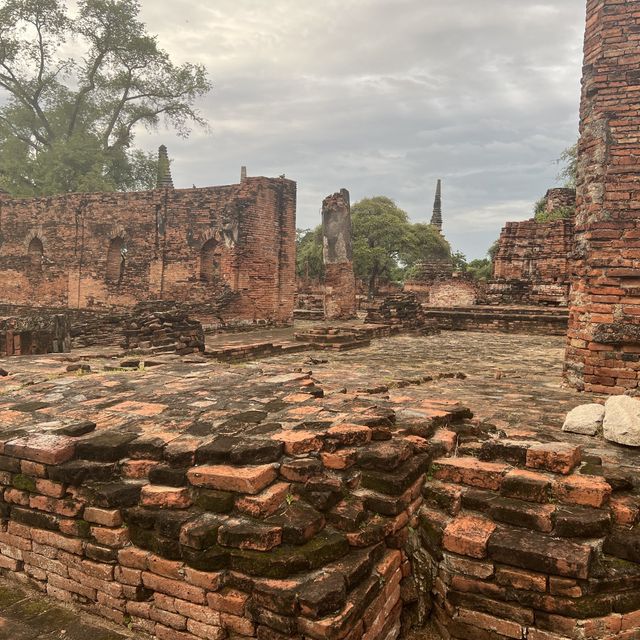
28;238;43;274
106;237;125;285
200;239;220;283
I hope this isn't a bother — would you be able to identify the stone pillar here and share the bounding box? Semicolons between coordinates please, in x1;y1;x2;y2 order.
565;1;640;393
322;189;357;319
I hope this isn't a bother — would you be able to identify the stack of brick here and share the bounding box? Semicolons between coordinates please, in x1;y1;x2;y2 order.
294;327;372;351
293;294;325;321
365;293;439;334
488;217;574;307
0;376;470;640
418;426;640;639
123;305;205;355
0;313;71;356
565;0;640;393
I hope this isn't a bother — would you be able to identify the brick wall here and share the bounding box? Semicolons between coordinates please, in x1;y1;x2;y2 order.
424;306;569;336
565;0;640;393
405;278;480;307
489;217;574;306
0;177;296;325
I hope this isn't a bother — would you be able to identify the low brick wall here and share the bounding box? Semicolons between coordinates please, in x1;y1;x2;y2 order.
0;372;638;640
423;306;569;336
0;374;466;640
421;425;640;640
0;313;71;356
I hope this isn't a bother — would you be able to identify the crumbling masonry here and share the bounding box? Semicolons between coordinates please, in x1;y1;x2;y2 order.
322;190;357;320
0;172;296;326
565;0;640;393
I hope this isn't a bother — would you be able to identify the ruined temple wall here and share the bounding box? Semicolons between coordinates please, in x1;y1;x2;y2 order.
490;217;574;306
0;177;296;324
565;0;640;393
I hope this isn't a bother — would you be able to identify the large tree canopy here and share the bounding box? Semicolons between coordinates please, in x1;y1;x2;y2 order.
296;196;451;296
0;0;211;196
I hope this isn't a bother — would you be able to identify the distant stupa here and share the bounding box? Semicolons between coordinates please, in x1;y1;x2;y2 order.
430;179;442;231
157;145;174;189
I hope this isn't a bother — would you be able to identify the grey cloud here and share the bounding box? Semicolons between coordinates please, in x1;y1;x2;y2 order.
37;1;595;258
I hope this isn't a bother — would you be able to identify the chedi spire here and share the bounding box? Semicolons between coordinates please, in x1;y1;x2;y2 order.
430;179;442;231
157;145;174;189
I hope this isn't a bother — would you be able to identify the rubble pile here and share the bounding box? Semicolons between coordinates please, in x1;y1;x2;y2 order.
123;304;205;355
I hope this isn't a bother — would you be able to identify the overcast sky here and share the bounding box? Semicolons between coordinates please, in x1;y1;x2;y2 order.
22;1;591;259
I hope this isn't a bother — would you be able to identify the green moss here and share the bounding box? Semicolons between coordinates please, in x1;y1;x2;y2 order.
75;519;91;538
12;474;36;492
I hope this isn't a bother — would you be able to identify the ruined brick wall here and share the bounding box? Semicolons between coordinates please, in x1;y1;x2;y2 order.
322;190;357;320
424;306;569;336
546;188;577;213
489;217;574;306
0;313;70;356
406;278;480;307
0;177;296;325
565;0;640;393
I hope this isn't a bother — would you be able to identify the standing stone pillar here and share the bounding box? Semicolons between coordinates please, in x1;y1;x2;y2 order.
322;189;357;319
565;1;640;393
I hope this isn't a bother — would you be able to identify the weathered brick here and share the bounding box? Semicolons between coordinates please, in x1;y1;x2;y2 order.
443;515;496;559
187;464;277;494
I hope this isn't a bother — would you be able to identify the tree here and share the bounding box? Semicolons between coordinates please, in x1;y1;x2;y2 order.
296;227;324;280
556;142;578;188
0;0;211;196
295;196;451;297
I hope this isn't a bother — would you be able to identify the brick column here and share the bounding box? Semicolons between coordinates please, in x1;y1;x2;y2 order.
322;189;357;319
565;0;640;393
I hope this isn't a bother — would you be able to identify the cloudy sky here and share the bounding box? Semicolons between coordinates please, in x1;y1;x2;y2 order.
137;2;584;257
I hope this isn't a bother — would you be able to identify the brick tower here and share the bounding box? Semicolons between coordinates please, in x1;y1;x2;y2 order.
430;179;443;232
565;0;640;393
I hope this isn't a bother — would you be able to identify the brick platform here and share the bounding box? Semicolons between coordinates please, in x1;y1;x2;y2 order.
422;426;640;640
423;306;569;336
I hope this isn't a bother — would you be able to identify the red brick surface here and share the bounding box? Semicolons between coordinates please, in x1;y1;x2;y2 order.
0;177;296;325
565;0;640;392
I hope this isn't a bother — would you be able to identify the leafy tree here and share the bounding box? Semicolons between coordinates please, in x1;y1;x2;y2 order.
0;0;211;196
296;227;324;280
451;250;467;273
556;142;578;188
466;258;493;281
487;239;499;261
453;243;498;282
352;197;450;297
295;196;451;297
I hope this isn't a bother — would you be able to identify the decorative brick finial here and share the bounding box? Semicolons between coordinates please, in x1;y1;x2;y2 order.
157;145;174;189
430;179;443;231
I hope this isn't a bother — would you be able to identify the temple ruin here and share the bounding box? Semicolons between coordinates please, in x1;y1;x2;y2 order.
0;2;639;640
0;156;296;327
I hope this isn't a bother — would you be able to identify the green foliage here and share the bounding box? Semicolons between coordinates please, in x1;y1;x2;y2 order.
451;251;467;273
351;197;450;296
296;227;324;280
487;240;500;261
556;142;578;188
0;0;211;196
452;244;497;282
296;196;451;296
466;258;493;282
534;205;575;223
